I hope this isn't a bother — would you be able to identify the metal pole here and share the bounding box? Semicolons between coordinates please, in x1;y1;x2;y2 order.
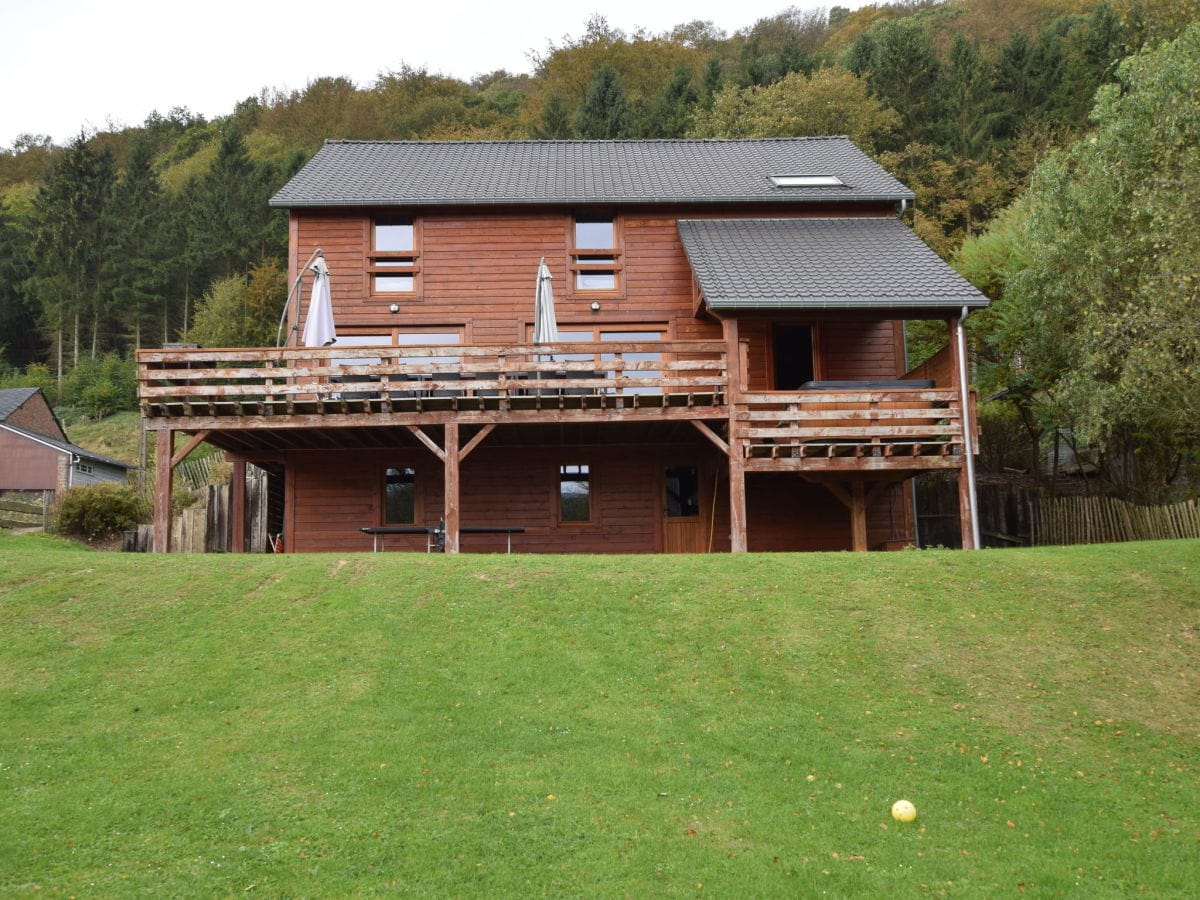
275;248;323;347
956;307;981;549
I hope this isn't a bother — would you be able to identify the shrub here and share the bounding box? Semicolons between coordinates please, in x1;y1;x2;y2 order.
53;483;149;540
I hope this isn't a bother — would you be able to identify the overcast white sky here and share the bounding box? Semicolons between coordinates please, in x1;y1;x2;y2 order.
1;0;875;150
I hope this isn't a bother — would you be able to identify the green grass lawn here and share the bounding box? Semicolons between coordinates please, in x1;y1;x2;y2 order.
1;536;1197;896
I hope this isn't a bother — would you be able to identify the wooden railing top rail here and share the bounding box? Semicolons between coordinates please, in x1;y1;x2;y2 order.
137;340;726;365
138;340;729;403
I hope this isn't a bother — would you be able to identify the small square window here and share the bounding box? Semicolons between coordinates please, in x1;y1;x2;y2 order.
375;274;415;292
375;221;414;252
575;219;614;250
559;464;590;522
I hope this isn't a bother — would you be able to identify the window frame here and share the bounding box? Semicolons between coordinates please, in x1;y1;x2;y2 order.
568;213;624;298
382;465;419;525
556;462;594;525
368;215;422;300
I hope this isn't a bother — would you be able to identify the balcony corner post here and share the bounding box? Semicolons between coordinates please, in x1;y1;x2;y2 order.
443;423;460;554
153;428;174;554
723;317;748;553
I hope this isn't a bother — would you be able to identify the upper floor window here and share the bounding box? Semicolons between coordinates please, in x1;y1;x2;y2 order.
371;217;420;296
571;215;621;293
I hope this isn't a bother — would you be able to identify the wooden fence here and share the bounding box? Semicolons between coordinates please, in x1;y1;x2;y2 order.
1030;495;1200;546
126;464;270;553
916;475;1200;548
0;493;52;531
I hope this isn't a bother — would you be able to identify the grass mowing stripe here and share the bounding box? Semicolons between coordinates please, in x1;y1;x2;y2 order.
1;534;1197;895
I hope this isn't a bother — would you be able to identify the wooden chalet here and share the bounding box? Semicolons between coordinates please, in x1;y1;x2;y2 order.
138;138;987;554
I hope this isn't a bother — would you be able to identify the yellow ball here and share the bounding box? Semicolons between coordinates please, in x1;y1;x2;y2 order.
891;800;917;823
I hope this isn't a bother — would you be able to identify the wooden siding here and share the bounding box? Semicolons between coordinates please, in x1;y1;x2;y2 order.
279;438;912;555
292;207;927;392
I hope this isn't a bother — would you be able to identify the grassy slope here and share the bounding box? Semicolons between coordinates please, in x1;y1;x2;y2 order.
1;537;1197;897
60;411;143;466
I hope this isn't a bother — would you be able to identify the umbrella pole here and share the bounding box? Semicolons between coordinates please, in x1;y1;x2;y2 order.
275;248;323;347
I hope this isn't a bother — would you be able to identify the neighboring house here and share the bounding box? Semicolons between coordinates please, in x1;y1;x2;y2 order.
138;138;987;554
0;388;134;495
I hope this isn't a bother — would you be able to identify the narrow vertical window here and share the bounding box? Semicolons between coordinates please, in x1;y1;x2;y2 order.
385;467;416;524
559;464;591;522
371;217;419;295
572;215;619;291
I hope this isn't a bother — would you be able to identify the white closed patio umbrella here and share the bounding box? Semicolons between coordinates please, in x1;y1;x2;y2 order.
533;257;558;345
301;257;336;348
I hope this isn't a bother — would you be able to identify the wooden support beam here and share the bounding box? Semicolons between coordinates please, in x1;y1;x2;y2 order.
407;425;446;461
691;420;730;456
153;429;173;554
443;423;460;554
170;430;211;469
958;467;977;551
723;317;748;554
459;424;495;462
230;458;246;553
822;481;853;509
850;481;868;552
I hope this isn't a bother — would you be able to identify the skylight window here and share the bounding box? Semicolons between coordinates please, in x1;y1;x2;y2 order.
770;174;845;188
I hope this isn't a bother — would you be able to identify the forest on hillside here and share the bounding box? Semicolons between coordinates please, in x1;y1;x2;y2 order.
0;0;1196;500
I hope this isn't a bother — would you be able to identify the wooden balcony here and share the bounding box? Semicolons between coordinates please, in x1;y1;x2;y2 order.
138;343;974;474
137;341;730;429
732;389;973;472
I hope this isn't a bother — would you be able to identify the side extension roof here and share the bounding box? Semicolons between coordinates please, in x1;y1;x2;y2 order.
678;217;989;312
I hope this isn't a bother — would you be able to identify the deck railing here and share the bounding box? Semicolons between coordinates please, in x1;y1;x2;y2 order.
734;389;971;464
138;341;729;414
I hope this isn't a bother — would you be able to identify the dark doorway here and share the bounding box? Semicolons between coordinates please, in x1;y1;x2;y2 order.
773;324;814;389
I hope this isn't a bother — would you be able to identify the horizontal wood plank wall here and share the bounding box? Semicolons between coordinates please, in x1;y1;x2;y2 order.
743;474;912;551
283;442;911;554
819;320;903;380
293;206;900;346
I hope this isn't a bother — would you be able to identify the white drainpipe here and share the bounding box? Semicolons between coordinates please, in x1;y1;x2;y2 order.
956;307;981;549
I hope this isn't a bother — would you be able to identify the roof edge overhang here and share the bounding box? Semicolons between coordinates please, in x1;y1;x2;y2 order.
268;194;914;210
704;296;990;312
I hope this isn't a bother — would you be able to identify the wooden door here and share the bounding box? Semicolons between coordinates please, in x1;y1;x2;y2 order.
662;465;705;553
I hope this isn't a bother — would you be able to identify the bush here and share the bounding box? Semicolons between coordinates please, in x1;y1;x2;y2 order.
53;483;149;540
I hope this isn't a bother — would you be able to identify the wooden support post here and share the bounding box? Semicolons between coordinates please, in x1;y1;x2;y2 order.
958;468;976;551
850;481;868;552
723;317;748;553
153;428;173;554
443;423;460;554
230;458;246;553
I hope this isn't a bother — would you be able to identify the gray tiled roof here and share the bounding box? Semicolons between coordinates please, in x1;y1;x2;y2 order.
678;217;989;311
270;138;914;208
0;387;39;422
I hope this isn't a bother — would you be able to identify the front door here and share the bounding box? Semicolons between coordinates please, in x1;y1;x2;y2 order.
662;464;705;553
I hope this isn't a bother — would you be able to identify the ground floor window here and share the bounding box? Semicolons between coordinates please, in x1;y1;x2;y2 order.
384;467;416;523
559;464;591;522
664;466;700;517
